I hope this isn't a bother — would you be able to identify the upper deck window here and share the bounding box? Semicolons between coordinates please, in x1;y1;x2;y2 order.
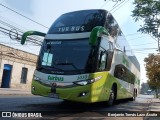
48;10;106;34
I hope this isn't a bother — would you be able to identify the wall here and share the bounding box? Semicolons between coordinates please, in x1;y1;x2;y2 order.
0;44;38;90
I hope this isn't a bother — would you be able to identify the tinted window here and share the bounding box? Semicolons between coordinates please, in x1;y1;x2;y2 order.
97;38;114;71
37;39;91;74
105;13;119;38
98;47;107;71
114;64;135;84
48;10;106;34
116;31;140;71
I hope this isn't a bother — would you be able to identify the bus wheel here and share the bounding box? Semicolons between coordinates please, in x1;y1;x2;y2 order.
130;91;136;101
62;100;72;104
107;87;115;106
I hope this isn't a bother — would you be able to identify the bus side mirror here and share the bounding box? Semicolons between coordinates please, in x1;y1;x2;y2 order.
89;26;109;46
21;31;46;45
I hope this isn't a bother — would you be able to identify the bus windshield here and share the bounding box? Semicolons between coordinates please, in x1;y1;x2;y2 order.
37;39;92;74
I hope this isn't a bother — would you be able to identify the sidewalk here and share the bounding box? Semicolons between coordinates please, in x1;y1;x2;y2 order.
0;88;31;95
143;97;160;120
149;98;160;112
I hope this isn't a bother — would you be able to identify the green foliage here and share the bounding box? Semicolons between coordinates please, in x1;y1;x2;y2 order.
132;0;160;38
144;54;160;90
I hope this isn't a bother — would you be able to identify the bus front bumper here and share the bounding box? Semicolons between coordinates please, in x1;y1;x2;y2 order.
31;79;109;103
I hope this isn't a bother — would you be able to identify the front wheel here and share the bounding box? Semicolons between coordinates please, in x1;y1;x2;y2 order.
107;87;115;106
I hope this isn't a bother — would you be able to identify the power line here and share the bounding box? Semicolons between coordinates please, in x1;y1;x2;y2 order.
109;0;126;13
150;35;158;42
127;36;147;41
0;26;42;45
100;0;110;8
0;20;24;34
101;0;127;17
104;0;158;52
124;32;142;36
118;35;147;41
133;51;151;54
0;17;44;42
112;0;123;2
127;48;157;51
0;15;25;33
130;42;157;47
0;3;49;29
102;0;123;9
0;19;24;33
0;15;28;31
0;29;9;36
112;1;120;8
0;15;44;42
111;0;129;14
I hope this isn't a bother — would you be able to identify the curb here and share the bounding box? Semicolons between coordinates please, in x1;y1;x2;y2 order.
0;88;32;95
0;92;32;95
0;93;32;95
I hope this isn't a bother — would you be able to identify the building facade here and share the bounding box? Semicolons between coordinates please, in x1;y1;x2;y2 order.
0;44;38;90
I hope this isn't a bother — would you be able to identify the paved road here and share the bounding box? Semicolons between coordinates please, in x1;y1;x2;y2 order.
0;94;159;119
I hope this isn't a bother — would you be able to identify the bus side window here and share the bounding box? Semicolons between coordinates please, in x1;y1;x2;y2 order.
105;13;119;38
106;51;113;71
98;49;107;71
106;42;113;70
114;65;125;79
114;64;135;84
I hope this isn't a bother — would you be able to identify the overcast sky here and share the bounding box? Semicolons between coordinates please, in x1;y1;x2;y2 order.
0;0;158;84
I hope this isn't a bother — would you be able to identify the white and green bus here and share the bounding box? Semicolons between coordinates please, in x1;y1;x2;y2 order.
21;9;140;105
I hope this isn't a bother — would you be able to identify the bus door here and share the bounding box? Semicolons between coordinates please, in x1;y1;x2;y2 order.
1;64;12;88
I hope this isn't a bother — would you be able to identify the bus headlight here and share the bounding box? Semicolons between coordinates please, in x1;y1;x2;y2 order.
73;76;102;86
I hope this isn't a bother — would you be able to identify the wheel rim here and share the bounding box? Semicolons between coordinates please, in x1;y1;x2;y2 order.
108;89;114;105
111;91;114;99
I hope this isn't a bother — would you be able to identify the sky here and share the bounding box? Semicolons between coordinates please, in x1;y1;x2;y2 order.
0;0;159;85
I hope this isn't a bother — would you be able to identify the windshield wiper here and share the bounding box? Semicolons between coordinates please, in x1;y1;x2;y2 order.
55;62;82;74
36;66;44;70
37;66;64;71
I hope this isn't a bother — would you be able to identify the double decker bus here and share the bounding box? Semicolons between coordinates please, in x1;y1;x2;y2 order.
21;9;140;105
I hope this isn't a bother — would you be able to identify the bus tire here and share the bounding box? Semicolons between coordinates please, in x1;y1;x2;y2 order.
130;90;136;101
107;86;115;106
62;100;73;104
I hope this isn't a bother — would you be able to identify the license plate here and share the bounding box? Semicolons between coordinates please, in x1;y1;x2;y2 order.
48;93;59;98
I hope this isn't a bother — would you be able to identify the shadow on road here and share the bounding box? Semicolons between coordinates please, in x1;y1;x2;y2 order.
0;95;155;118
18;98;147;117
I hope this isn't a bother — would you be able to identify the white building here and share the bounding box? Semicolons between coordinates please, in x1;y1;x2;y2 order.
0;44;37;90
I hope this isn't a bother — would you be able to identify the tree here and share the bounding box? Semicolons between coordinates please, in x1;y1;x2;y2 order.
144;54;160;98
132;0;160;38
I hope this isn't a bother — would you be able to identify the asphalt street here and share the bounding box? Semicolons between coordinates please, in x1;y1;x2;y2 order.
0;94;159;119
